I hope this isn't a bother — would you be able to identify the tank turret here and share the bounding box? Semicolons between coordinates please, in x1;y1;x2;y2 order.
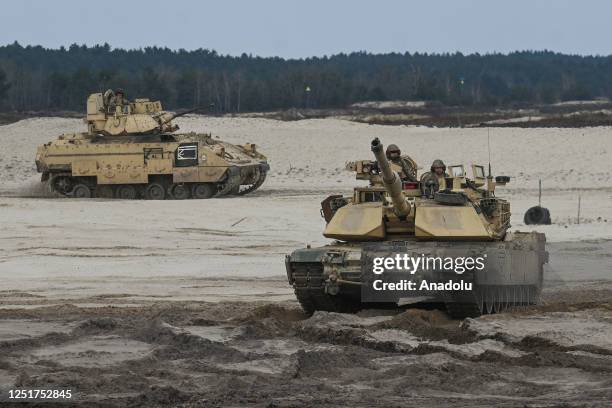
85;92;194;136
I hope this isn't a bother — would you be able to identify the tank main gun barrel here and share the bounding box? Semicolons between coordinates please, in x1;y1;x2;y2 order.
159;108;199;125
371;138;411;217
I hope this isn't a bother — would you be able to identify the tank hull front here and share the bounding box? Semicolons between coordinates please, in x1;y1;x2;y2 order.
286;232;548;318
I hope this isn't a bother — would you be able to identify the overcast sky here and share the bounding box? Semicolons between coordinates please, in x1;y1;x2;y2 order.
1;0;610;58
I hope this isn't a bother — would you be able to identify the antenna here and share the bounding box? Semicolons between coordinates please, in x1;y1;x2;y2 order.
487;128;492;177
538;179;542;207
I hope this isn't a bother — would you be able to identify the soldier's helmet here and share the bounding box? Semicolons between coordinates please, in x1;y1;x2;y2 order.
385;144;401;159
431;159;446;171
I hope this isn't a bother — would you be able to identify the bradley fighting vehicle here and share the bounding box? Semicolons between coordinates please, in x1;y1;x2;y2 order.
286;138;547;318
35;92;269;199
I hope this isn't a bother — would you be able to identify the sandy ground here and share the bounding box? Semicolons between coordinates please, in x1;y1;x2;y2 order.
0;117;611;406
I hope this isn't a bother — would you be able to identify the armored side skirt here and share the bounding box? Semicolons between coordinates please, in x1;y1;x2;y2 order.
286;232;548;318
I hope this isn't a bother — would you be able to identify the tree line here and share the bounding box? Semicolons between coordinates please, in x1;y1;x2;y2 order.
0;41;611;113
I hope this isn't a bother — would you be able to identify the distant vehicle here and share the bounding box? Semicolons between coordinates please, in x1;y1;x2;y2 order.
35;92;269;199
524;180;552;225
286;138;548;318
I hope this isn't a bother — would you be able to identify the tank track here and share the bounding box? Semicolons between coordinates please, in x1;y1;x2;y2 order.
46;168;266;200
236;168;267;196
290;262;362;314
289;259;541;319
215;167;242;197
48;177;223;200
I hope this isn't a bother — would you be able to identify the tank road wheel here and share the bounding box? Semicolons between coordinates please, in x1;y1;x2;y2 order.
96;185;114;199
72;183;92;198
170;184;191;200
191;183;215;199
145;183;166;200
50;175;73;196
116;185;137;200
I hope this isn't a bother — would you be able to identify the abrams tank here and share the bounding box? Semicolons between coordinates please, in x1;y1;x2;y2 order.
35;92;269;199
286;138;548;318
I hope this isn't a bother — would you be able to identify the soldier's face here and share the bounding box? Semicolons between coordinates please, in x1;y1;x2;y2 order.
388;152;399;159
433;166;444;176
